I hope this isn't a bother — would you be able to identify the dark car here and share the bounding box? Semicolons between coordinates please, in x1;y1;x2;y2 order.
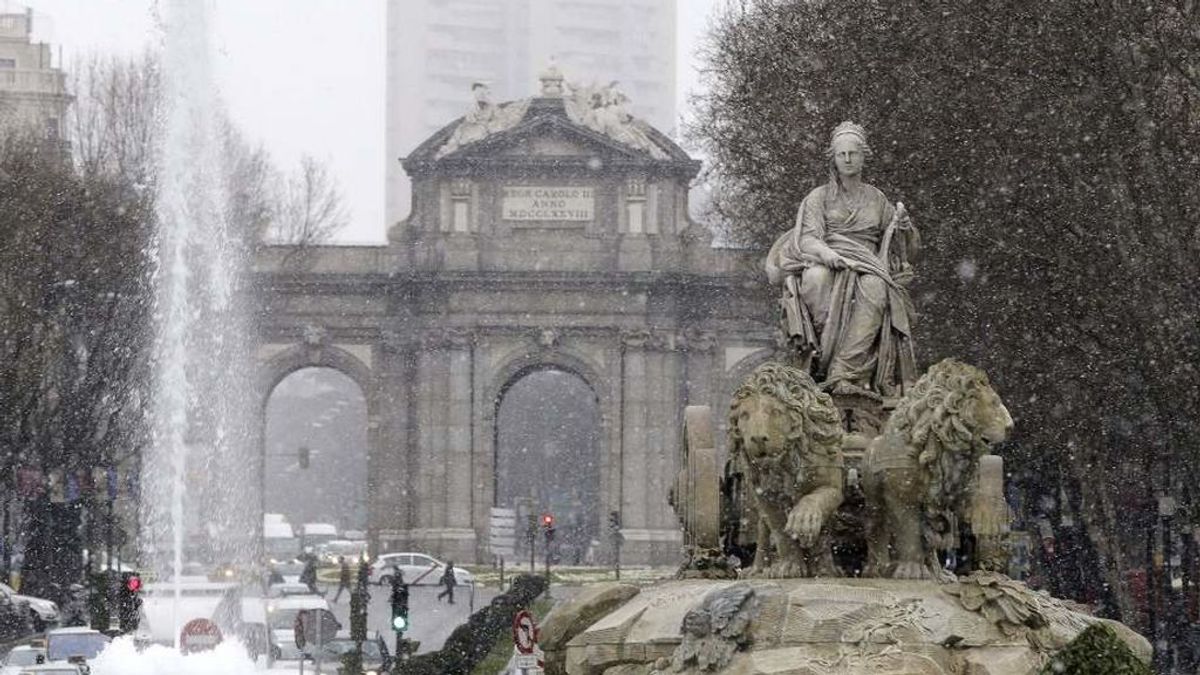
312;630;392;674
0;590;32;642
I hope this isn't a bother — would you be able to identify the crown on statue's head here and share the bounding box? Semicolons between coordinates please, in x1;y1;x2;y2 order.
831;120;868;145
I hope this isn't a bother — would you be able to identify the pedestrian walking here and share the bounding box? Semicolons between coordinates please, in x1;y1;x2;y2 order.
300;555;321;596
390;568;409;616
436;561;457;604
333;556;352;602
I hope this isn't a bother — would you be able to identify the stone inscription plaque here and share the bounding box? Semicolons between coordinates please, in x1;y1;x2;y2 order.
502;186;594;221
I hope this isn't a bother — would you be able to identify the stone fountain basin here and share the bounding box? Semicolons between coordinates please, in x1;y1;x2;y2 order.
545;578;1150;675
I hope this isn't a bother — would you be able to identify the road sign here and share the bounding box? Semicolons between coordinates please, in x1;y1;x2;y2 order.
512;609;537;654
294;608;341;649
490;507;517;557
179;618;223;654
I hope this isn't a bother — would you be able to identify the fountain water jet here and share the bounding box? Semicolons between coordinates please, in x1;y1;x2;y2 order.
142;0;257;649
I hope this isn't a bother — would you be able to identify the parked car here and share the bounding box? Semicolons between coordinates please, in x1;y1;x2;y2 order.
312;630;391;674
44;627;110;663
0;646;45;675
316;540;367;565
0;591;33;642
0;584;58;632
300;523;338;552
368;552;473;587
267;582;317;599
13;666;82;675
266;595;333;662
237;596;278;667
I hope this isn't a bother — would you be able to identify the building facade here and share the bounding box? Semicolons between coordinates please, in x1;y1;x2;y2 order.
386;0;676;228
0;7;69;140
256;77;773;565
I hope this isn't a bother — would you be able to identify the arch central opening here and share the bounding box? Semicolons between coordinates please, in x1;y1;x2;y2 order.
263;367;368;557
495;367;601;565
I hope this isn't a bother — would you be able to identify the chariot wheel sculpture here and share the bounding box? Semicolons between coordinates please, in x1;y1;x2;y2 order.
671;405;721;550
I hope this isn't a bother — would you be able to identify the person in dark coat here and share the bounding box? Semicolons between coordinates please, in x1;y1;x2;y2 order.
332;556;352;602
390;568;409;621
300;555;321;596
436;561;457;604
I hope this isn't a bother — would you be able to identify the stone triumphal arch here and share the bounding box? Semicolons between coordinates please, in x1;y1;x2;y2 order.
252;75;773;564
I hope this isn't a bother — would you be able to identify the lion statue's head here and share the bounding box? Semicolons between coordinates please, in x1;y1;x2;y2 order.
887;358;1014;508
729;363;843;472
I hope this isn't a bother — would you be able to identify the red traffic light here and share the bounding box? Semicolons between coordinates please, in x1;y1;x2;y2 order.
541;514;554;528
126;575;142;593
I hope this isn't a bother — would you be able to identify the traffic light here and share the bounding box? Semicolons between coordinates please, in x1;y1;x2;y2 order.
608;511;621;532
298;446;310;469
390;578;409;634
117;572;142;633
542;513;556;543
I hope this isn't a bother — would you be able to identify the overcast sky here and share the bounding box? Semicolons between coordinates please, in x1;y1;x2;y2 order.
15;0;720;243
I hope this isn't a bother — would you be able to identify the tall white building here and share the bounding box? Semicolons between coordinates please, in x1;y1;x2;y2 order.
386;0;677;227
0;6;69;140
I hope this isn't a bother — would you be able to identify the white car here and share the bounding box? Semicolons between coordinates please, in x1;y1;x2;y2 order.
369;552;473;587
44;627;110;663
13;666;82;675
316;539;367;564
0;646;45;675
266;595;333;662
0;584;59;632
267;582;316;599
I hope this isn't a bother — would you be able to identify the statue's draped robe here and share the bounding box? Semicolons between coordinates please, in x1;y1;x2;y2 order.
772;183;918;394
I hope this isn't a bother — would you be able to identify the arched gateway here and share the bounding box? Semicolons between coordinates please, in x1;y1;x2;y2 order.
252;74;774;564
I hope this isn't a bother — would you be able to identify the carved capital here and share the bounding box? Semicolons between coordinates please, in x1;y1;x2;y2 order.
420;327;474;350
534;327;560;349
302;324;328;349
679;327;717;352
620;328;675;351
619;328;651;349
380;329;415;353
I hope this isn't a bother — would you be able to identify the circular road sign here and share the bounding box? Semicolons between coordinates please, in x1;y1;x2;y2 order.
180;618;223;654
512;609;537;655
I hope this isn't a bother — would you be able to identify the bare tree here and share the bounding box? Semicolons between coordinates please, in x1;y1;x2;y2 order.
693;0;1200;630
271;154;348;246
69;51;160;184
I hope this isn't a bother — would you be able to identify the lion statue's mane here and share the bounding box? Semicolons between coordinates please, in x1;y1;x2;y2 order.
728;363;843;491
728;362;844;577
861;358;1011;581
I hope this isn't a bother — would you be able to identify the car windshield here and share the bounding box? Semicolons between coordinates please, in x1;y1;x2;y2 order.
5;649;44;666
318;639;383;660
265;538;298;559
46;633;110;661
268;608;301;630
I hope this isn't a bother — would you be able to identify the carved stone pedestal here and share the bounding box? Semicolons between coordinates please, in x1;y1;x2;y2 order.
542;576;1150;675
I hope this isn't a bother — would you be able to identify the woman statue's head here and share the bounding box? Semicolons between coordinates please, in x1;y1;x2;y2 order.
827;121;871;184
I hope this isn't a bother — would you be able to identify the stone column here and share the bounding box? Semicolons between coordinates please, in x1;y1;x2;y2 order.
618;329;684;564
373;329;415;556
410;328;478;563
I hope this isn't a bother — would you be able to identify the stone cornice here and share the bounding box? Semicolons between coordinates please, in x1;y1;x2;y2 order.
254;269;760;295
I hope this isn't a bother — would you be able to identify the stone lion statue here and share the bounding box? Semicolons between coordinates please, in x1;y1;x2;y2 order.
728;362;844;577
861;358;1014;581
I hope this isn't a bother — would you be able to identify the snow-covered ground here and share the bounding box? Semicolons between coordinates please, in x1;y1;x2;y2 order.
90;638;259;675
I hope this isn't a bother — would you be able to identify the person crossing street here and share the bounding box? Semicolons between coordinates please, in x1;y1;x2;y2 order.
333;556;353;602
436;561;457;604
